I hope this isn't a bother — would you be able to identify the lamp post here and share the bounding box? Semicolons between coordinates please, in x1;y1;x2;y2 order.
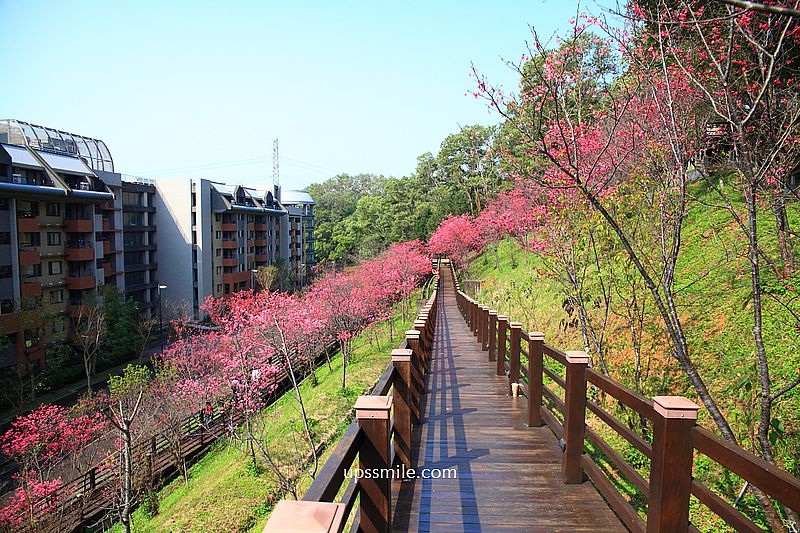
251;269;258;292
157;284;167;354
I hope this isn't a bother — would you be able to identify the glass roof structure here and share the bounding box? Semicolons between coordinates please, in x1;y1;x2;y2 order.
0;119;114;172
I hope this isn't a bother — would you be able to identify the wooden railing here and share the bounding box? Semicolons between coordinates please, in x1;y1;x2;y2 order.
5;336;348;532
264;267;441;533
450;262;800;533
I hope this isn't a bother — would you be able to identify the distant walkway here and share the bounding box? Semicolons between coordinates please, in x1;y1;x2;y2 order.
392;270;624;532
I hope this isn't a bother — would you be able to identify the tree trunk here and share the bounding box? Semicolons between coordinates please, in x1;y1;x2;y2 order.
773;192;794;277
121;424;133;533
745;183;787;532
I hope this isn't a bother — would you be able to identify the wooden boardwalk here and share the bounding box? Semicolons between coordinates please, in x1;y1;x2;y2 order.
392;271;624;532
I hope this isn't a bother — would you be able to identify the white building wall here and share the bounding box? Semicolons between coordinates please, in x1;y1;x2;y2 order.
153;179;195;318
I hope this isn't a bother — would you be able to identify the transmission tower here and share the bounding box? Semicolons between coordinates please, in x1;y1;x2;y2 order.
272;138;280;187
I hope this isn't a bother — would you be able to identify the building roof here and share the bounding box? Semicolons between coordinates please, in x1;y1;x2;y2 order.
281;189;315;205
0;119;114;172
0;143;42;170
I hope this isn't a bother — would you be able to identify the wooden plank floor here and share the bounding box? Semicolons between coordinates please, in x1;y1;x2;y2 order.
391;271;625;532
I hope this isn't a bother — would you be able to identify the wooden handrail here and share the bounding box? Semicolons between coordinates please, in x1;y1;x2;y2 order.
266;270;441;533
449;260;800;533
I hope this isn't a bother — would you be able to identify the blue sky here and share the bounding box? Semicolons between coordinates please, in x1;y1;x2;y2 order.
0;0;615;190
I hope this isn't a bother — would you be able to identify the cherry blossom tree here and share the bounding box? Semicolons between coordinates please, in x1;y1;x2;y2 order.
427;214;484;271
0;404;105;530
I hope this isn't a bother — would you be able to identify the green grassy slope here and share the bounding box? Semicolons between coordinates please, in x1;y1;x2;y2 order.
119;302;416;533
464;183;800;531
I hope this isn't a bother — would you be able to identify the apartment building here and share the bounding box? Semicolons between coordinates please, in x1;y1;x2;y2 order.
155;179;289;318
281;190;315;287
0;120;159;369
0;119;316;366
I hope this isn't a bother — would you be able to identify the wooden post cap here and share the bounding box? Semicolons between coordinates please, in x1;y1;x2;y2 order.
489;310;498;316
263;500;346;533
653;396;700;420
564;350;591;364
510;322;523;329
405;330;420;339
529;332;545;340
413;320;426;327
355;395;392;419
498;315;509;321
391;348;412;362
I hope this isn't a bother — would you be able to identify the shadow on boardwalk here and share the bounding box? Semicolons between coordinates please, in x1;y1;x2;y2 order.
392;271;625;532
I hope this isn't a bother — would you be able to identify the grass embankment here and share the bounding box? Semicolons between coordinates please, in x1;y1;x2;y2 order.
464;182;800;531
120;300;418;532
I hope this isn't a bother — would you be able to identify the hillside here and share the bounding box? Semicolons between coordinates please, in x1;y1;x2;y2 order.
463;183;800;530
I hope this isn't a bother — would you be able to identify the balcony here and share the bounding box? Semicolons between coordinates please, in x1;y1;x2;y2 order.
65;243;94;262
254;223;267;231
103;262;112;277
67;271;96;290
21;282;42;298
19;249;41;265
221;223;237;232
102;217;112;231
255;254;268;262
222;271;250;284
0;312;20;334
64;218;93;233
222;258;238;267
254;239;268;247
222;239;238;250
17;216;39;233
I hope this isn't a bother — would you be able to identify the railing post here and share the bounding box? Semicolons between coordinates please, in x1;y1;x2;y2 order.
405;330;423;422
413;320;428;372
88;466;97;492
473;302;480;338
146;452;153;488
488;311;497;361
482;307;490;351
527;332;545;427
496;316;508;376
562;350;589;484
508;323;522;395
476;305;485;347
392;349;413;470
355;395;392;533
263;500;346;533
646;396;699;533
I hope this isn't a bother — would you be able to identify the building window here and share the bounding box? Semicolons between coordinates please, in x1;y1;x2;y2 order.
215;231;221;239
216;266;222;275
47;232;61;246
31;264;42;277
122;191;142;207
22;232;40;247
215;214;221;222
224;284;231;294
124;251;145;266
52;318;65;334
50;290;63;303
215;249;221;257
216;284;222;293
49;261;62;275
124;233;145;247
46;202;60;216
123;212;145;226
125;271;146;286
